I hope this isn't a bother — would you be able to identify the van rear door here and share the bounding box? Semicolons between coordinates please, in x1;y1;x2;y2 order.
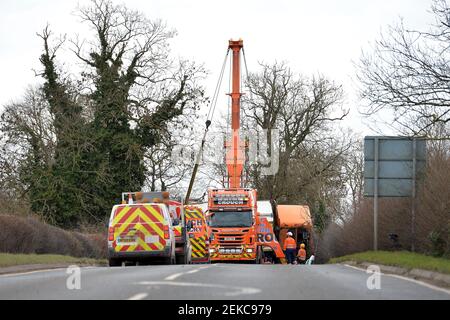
111;204;168;253
137;204;169;251
111;205;140;252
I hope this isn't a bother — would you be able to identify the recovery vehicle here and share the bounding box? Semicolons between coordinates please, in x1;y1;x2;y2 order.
107;191;192;266
186;39;315;263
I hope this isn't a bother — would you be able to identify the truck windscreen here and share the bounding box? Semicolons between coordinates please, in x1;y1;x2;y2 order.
209;211;253;227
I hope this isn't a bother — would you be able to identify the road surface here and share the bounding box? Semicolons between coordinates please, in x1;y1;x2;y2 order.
0;263;449;300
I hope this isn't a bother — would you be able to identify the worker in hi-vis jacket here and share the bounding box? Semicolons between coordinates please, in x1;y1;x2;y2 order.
297;243;307;264
283;232;297;264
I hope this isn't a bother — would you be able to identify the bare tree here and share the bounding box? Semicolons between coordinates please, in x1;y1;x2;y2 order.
144;122;195;193
0;0;206;226
68;0;206;213
357;0;450;137
241;62;350;231
243;62;348;198
343;139;364;217
0;88;55;217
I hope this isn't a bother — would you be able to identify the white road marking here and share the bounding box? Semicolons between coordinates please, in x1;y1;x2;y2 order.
343;264;450;296
137;281;261;296
0;268;67;278
164;265;210;280
186;269;199;274
127;293;148;300
164;272;184;281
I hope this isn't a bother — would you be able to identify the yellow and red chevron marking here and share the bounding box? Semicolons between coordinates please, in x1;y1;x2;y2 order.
174;226;182;237
190;236;208;258
112;205;167;253
242;245;256;259
184;207;204;219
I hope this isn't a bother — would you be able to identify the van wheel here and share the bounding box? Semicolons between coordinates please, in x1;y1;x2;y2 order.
108;258;122;267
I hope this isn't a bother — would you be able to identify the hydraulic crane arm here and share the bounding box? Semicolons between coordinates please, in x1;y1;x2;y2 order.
226;39;245;189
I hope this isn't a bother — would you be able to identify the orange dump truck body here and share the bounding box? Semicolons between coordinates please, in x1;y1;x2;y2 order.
276;204;314;256
277;205;312;229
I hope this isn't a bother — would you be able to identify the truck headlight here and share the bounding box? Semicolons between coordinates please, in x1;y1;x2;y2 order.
246;248;253;253
209;248;216;253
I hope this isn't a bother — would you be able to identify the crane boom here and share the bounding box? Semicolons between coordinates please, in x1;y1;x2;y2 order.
226;39;244;189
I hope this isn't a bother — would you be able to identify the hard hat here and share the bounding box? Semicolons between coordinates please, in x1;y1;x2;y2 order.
135;192;143;201
287;232;293;237
300;243;305;248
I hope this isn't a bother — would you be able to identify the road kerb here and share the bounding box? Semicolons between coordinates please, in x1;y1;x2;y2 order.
341;260;450;288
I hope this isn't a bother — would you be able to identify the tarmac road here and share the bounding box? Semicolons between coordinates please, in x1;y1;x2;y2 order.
0;263;449;300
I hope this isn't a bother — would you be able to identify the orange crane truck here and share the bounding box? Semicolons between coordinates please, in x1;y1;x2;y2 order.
206;40;314;264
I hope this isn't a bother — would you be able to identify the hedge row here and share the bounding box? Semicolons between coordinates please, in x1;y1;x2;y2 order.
0;215;107;259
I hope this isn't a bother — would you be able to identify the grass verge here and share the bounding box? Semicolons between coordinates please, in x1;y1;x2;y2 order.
0;253;106;268
330;251;450;274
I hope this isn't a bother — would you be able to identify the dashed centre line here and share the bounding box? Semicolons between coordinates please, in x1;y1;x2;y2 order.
164;266;210;281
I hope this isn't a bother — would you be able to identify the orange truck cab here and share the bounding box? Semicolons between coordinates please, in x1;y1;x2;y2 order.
184;205;210;263
207;188;261;263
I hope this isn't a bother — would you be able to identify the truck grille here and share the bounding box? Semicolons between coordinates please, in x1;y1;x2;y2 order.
217;233;245;245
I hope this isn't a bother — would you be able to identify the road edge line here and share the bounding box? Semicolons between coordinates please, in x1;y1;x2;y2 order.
341;263;450;296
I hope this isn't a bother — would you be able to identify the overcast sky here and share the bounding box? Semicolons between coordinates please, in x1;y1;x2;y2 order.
0;0;434;136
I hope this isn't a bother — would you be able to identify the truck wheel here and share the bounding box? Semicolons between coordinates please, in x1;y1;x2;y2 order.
163;256;174;265
176;254;185;265
108;258;122;267
251;248;262;264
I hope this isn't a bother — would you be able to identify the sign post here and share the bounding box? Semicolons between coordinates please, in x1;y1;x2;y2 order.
373;138;379;251
411;139;417;252
364;137;426;251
